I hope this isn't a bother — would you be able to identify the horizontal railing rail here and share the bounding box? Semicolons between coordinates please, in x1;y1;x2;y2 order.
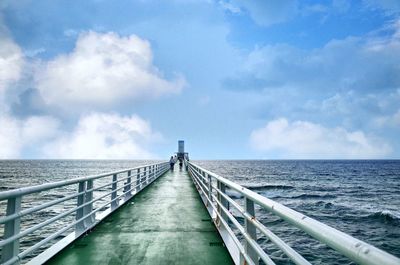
187;161;400;265
0;161;169;265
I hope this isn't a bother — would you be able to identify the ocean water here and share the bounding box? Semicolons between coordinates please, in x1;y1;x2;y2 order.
196;160;400;264
0;160;399;264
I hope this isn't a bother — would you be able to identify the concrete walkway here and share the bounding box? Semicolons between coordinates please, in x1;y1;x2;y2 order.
46;166;234;265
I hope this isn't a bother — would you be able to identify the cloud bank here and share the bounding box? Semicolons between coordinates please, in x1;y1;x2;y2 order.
0;29;170;159
250;118;391;158
225;20;400;92
36;31;185;108
0;114;59;158
43;112;161;159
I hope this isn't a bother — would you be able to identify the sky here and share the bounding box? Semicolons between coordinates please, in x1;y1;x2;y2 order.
0;0;400;159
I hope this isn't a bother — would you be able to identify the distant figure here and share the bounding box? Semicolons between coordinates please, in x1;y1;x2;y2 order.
178;157;183;169
169;156;175;171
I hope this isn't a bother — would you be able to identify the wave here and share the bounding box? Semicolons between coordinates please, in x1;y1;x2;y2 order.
244;184;295;190
292;194;337;199
314;186;338;192
318;173;336;176
367;210;400;224
315;201;334;209
263;193;336;200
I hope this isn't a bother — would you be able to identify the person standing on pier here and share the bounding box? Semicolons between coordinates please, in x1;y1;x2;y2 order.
169;156;175;171
178;157;183;169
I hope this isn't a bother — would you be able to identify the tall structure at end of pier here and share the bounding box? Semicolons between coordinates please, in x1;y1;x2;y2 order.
176;140;189;160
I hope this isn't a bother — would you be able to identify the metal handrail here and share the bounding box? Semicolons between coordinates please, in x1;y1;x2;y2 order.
187;161;400;265
189;166;256;265
0;161;170;265
0;163;158;200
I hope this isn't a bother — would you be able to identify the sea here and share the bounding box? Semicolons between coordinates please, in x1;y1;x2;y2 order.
0;160;399;264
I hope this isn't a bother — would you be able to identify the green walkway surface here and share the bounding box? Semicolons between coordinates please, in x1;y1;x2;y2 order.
46;167;234;265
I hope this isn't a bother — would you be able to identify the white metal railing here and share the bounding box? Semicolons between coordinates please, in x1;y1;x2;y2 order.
187;161;400;265
0;161;169;265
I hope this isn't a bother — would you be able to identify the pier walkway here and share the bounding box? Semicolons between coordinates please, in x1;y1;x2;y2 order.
46;166;234;265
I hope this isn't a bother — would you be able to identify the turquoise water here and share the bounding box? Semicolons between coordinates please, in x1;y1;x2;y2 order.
1;160;399;264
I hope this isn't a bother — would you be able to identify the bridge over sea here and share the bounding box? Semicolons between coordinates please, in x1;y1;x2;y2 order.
1;142;400;265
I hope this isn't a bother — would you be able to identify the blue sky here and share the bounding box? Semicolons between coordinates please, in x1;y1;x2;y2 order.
1;0;400;159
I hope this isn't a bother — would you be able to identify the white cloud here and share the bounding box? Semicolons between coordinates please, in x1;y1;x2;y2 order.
250;118;391;158
0;114;60;158
35;31;185;108
226;20;400;92
22;116;60;143
374;109;400;127
0;111;160;159
43;112;161;159
0;19;58;159
230;0;297;26
0;22;23;97
222;0;352;25
0;115;20;158
302;89;400;130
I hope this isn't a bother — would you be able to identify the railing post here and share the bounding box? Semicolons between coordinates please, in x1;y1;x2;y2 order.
76;181;86;235
220;183;229;221
1;196;22;264
84;180;95;227
208;174;212;202
141;168;145;186
142;167;146;185
217;181;229;227
146;166;149;184
136;168;141;192
111;174;118;210
245;198;258;263
125;170;132;198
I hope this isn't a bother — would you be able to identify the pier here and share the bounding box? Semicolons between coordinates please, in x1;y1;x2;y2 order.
46;166;233;265
1;142;400;265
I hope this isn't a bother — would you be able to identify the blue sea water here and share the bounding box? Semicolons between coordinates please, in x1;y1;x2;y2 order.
196;160;400;264
0;159;399;264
